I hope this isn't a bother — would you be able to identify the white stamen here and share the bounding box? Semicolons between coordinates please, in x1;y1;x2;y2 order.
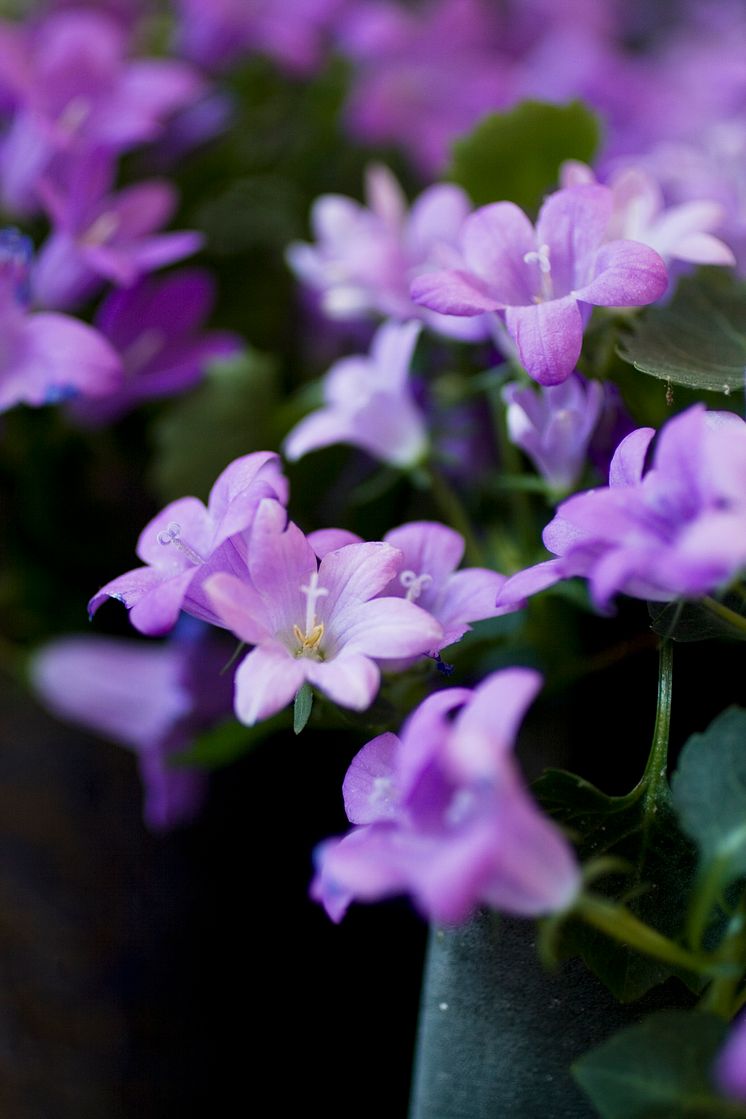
157;521;205;565
399;569;433;602
301;570;329;637
523;243;553;301
122;329;165;376
58;96;91;135
81;211;120;247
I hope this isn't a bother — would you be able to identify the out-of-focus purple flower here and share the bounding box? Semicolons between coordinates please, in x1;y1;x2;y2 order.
337;0;509;176
30;623;234;831
69;269;240;425
714;1011;746;1103
587;379;636;483
0;8;202;215
88;452;289;635
310;519;511;653
287;163;486;342
283;319;428;468
0;226;122;411
174;0;343;75
497;405;746;611
203;501;444;725
561;160;735;268
32;155;202;310
502;373;605;494
411;184;669;386
312;669;581;924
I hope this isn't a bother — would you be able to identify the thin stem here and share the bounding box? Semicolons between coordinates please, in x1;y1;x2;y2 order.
703;596;746;636
700;897;746;1019
640;638;674;799
425;463;485;566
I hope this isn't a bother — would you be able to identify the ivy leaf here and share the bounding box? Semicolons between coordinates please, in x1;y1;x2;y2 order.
619;269;746;396
573;1010;740;1119
672;707;746;944
293;683;314;735
151;350;281;503
448;99;601;212
648;595;746;643
535;769;697;1001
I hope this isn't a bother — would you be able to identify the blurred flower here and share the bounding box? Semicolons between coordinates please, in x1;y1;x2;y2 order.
283;319;428;468
411;184;669;386
30;623;234;831
497;406;746;610
714;1011;746;1103
69;269;240;425
312;669;580;923
89;451;289;635
287;163;486;341
204;501;444;724
502;372;605;494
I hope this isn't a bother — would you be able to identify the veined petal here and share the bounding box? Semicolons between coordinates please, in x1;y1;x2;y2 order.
319;541;403;621
410;268;502;315
505;296;583;385
536;184;613;293
495;559;565;606
305;652;380;711
574;239;668;307
202;572;273;645
461;202;536;303
88;565;161;618
336;597;443;658
437;567;511;647
609;426;656;487
448;668;543;781
342;733;401;824
233;642;305;725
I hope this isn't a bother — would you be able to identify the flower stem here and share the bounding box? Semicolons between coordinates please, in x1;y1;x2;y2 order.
703;596;746;636
640;638;673;801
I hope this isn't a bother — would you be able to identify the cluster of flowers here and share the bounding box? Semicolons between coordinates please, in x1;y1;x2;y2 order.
14;0;746;1103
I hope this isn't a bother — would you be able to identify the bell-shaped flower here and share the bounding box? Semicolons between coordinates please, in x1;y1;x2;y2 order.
88;452;289;635
32;154;202;311
714;1012;746;1104
283;319;428;469
411;184;669;385
30;623;233;831
312;669;581;924
0;8;202;215
502;372;605;494
561;160;735;267
0;226;122;411
69;269;240;425
497;405;746;611
287;163;486;341
203;504;444;725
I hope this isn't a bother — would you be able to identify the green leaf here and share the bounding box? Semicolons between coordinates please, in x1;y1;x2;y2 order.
151;350;281;503
619;270;746;395
672;708;746;943
293;683;313;735
174;712;289;770
535;769;697;1001
448;99;601;212
573;1010;741;1118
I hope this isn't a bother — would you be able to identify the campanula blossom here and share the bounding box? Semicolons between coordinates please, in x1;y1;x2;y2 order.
714;1012;746;1103
283;319;428;469
0;227;121;411
502;373;605;494
203;502;444;725
30;623;233;831
0;8;202;215
312;669;581;924
560;161;735;268
88;452;289;635
287;163;487;341
32;153;202;311
411;184;669;386
69;269;240;425
497;406;746;611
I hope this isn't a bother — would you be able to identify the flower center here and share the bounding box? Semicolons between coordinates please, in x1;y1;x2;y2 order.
399;569;433;602
294;570;329;659
157;521;206;565
523;243;554;302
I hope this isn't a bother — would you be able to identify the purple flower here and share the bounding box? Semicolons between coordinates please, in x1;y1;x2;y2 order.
497;405;746;611
715;1012;746;1103
502;373;605;494
283;319;428;468
32;153;202;311
69;269;240;425
287;163;487;341
203;503;444;725
89;452;289;635
561;160;735;268
0;8;202;215
411;184;669;386
0;227;122;411
312;669;581;924
30;624;234;831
